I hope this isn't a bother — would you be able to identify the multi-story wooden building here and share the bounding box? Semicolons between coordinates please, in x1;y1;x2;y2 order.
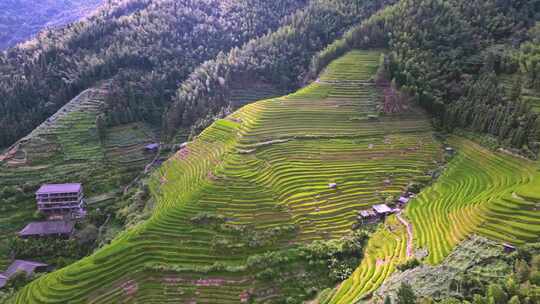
36;183;85;219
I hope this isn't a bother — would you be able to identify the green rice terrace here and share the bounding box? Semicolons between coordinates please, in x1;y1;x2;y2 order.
0;85;158;269
7;49;540;303
8;50;446;303
322;138;540;303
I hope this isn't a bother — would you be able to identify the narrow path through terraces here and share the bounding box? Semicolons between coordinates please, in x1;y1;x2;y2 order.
396;211;414;258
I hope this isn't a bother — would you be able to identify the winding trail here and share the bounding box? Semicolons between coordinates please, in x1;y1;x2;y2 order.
396;211;414;258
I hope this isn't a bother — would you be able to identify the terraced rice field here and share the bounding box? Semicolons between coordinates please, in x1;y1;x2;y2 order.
324;137;540;303
0;85;157;269
323;216;408;304
408;138;540;264
228;85;285;108
10;50;443;303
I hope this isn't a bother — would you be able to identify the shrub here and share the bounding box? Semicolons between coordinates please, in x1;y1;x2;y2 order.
397;258;421;271
397;283;416;304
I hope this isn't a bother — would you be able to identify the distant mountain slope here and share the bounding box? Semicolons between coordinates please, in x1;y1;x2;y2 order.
0;0;310;148
0;0;104;50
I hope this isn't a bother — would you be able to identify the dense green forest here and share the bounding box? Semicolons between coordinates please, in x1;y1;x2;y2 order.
0;0;104;50
0;0;309;147
308;0;540;157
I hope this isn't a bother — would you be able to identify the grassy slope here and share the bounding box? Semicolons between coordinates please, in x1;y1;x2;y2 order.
324;137;540;303
0;85;157;269
375;235;513;301
10;50;442;303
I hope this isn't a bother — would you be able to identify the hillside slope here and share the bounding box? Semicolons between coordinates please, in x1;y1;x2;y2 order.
10;50;442;303
0;0;310;147
0;0;104;50
0;84;158;269
323;138;540;303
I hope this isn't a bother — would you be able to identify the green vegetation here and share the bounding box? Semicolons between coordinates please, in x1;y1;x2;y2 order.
8;50;442;303
376;235;516;301
322;215;410;304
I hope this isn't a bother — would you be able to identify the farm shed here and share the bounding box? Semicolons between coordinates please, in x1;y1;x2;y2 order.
18;221;74;238
358;209;379;225
398;196;410;204
503;243;516;253
0;260;47;288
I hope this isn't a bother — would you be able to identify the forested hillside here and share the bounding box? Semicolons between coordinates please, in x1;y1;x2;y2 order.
0;0;104;50
309;0;540;157
0;0;310;147
163;0;395;138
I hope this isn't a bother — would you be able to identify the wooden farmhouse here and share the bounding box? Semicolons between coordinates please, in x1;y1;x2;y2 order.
18;221;74;238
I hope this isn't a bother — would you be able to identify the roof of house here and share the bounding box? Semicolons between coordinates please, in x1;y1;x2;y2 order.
398;196;410;203
18;221;74;237
4;260;47;278
359;210;377;218
503;243;516;249
372;204;393;214
145;143;159;150
0;274;7;288
0;260;47;288
36;183;82;194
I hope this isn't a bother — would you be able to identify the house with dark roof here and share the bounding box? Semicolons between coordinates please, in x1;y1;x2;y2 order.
18;221;74;238
357;209;379;225
0;260;47;288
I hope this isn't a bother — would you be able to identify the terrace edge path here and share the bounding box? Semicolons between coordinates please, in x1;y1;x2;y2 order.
396;212;414;258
